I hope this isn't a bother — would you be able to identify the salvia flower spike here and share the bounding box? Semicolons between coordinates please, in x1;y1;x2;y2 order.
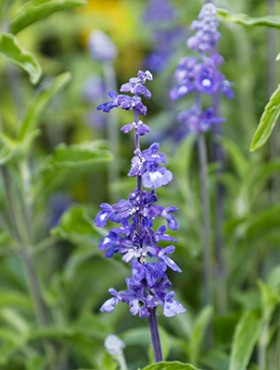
95;70;185;361
170;3;234;137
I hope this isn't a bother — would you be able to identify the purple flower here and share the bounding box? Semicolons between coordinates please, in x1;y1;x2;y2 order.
170;3;234;136
142;0;177;23
177;108;225;133
88;30;117;62
96;70;185;319
100;260;184;318
194;62;223;95
187;4;220;53
128;143;173;189
97;91;119;113
121;120;150;136
83;75;105;103
96;71;151;116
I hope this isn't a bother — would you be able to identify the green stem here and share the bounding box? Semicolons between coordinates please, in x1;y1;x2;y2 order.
1;164;55;368
197;134;213;307
258;317;269;370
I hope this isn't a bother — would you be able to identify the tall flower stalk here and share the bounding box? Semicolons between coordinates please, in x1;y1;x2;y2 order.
170;4;233;309
95;70;185;362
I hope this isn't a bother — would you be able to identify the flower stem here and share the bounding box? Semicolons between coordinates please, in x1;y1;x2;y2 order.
197;134;213;307
148;308;163;362
0;164;56;368
212;93;227;314
103;61;120;202
212;123;227;314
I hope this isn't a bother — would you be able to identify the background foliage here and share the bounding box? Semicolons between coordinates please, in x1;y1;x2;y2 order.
0;0;279;369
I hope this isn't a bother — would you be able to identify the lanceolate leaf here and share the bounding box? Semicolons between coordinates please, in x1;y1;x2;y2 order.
189;306;213;365
229;311;261;370
44;141;112;170
217;8;280;30
142;362;200;370
250;84;280;151
0;33;41;84
18;72;71;141
11;0;87;34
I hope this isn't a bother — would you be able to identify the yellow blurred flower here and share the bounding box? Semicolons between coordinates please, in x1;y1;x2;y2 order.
80;0;145;78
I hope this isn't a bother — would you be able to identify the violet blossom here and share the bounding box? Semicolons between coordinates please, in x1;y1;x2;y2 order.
95;70;185;319
170;3;233;137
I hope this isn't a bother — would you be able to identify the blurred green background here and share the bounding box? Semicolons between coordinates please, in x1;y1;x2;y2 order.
0;1;279;370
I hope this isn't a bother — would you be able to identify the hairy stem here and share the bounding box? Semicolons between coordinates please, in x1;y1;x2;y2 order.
197;134;213;307
148;308;163;362
1;165;55;368
212;95;227;314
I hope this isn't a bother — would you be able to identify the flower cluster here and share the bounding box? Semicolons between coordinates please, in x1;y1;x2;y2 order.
170;3;233;136
95;70;185;318
88;30;117;62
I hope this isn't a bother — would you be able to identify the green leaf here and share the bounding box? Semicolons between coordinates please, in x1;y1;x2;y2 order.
44;141;112;169
250;85;280;151
0;33;41;84
142;362;200;370
189;306;213;364
245;205;280;241
102;352;118;370
229;311;261;370
217;8;280;30
18;72;71;141
221;137;248;179
268;265;280;292
37;140;112;193
0;290;32;311
11;0;87;34
51;206;99;247
276;52;280;61
26;355;46;370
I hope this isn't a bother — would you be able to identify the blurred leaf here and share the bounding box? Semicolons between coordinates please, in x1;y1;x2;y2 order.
39;140;112;191
18;72;71;141
0;290;32;311
221;137;248;179
43;140;112;170
142;362;200;370
26;355;46;370
229;310;261;370
102;352;118;370
122;327;151;347
250;84;280;151
245;205;280;241
51;206;98;247
268;265;280;292
11;0;88;34
73;313;112;340
0;33;41;84
217;8;280;30
258;281;279;319
189;306;213;364
0;308;29;334
201;349;229;370
276;52;280;61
